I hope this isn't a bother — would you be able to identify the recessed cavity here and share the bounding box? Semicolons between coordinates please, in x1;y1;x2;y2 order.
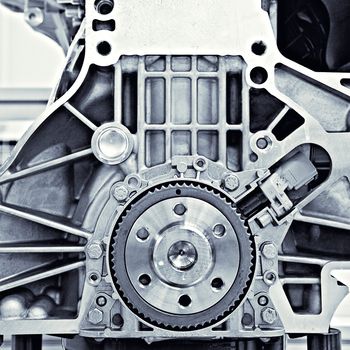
250;67;268;85
174;203;187;216
97;41;112;56
178;295;192;307
139;274;151;286
94;0;114;14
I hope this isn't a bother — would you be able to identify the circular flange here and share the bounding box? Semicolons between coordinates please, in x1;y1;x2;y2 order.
109;181;255;330
91;122;133;165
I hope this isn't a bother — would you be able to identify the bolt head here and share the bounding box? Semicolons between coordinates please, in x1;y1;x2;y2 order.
88;308;103;324
262;242;277;259
223;174;240;191
261;307;277;324
114;186;128;201
87;243;103;259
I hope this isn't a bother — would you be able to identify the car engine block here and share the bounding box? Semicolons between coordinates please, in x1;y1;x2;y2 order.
1;0;350;349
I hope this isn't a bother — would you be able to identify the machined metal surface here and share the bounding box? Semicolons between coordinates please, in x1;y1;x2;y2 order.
1;0;350;348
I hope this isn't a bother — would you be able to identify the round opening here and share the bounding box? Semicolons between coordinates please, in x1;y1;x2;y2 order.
196;159;205;168
97;41;112;56
249;153;258;162
96;296;107;307
94;0;114;14
112;313;124;327
28;13;36;20
139;274;151;286
168;241;197;271
211;277;224;291
136;228;149;241
258;295;269;306
251;41;266;55
250;67;268;85
256;137;268;149
178;294;192;307
128;176;140;188
213;224;226;238
98;129;128;159
174;203;187;216
264;271;277;285
176;189;181;195
89;272;100;284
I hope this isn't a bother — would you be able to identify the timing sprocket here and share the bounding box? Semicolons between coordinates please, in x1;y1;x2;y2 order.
109;181;255;330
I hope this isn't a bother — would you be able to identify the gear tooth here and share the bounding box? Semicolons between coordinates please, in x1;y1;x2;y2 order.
110;180;255;331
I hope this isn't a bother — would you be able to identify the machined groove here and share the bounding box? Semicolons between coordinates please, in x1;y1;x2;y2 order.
0;148;93;185
295;213;350;232
0;244;85;254
278;255;329;266
0;260;85;292
0;204;91;239
280;277;320;285
64;102;98;131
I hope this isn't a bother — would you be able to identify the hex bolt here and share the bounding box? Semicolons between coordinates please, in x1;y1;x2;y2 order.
87;242;103;259
261;242;277;259
223;174;240;191
113;185;128;202
261;307;277;324
88;308;103;324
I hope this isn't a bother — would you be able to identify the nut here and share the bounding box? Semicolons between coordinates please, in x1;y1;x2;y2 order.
113;185;128;201
261;242;277;259
223;174;240;191
88;308;103;324
261;307;277;324
87;242;103;259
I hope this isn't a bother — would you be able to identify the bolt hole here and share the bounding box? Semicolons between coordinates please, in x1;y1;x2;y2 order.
178;294;191;307
256;137;269;150
249;153;258;162
196;159;205;168
136;228;149;241
94;0;114;14
250;66;268;85
258;295;269;306
264;271;277;285
139;274;151;286
211;278;224;291
96;296;107;307
128;176;140;188
213;224;226;238
174;203;187;216
97;41;112;56
251;41;267;55
176;189;181;195
88;272;100;285
112;313;124;328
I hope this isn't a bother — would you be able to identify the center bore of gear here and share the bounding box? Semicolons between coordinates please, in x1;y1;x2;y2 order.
168;241;198;270
109;181;255;330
